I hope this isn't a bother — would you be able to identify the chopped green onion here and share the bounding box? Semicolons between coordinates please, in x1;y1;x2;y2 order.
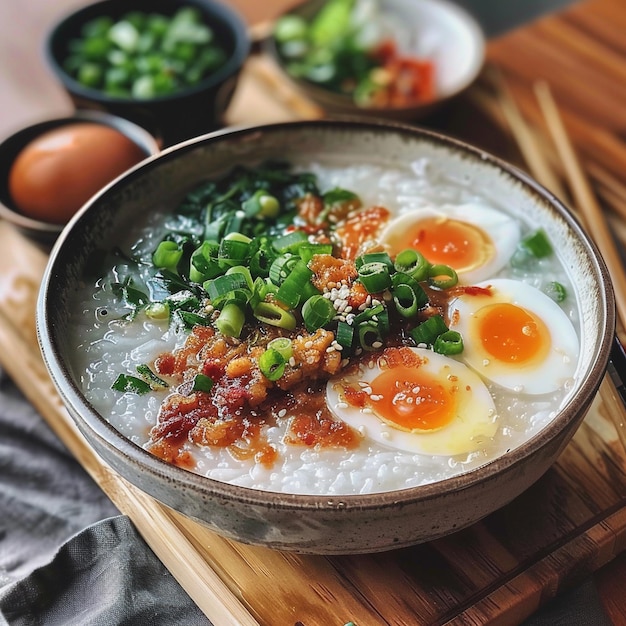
192;373;214;393
520;228;553;258
204;273;250;303
153;240;183;271
219;237;250;264
357;262;392;293
391;272;428;316
394;249;429;282
297;243;333;264
276;259;315;308
410;315;449;346
392;283;420;318
254;302;297;330
544;281;567;302
111;373;151;394
145;302;170;320
358;321;384;351
336;320;354;348
355;251;393;272
433;330;464;355
249;246;277;278
223;232;252;244
427;264;458;290
272;230;309;254
269;254;298;286
189;241;221;283
136;363;169;390
242;189;280;218
225;265;254;291
267;337;293;360
301;294;335;332
215;301;245;338
258;348;286;381
178;310;211;329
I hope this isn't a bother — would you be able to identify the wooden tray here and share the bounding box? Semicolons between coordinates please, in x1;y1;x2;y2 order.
4;1;626;621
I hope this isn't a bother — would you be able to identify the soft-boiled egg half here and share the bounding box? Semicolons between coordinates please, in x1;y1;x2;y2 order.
379;203;520;284
448;278;579;394
326;347;498;456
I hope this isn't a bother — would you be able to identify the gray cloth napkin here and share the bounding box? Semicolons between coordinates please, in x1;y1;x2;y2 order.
0;366;208;625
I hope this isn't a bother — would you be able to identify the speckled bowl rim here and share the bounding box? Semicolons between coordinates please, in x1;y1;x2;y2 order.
37;118;615;513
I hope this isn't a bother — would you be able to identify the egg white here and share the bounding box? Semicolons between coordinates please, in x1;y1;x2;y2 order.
326;348;498;456
379;203;520;284
448;278;580;394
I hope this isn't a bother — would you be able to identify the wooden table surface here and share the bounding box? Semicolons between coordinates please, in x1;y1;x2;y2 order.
3;0;626;623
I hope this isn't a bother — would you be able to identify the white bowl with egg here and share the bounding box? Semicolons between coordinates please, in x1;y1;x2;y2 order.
36;120;615;554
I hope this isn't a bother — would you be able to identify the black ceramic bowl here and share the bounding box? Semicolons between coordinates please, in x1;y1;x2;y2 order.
0;109;159;245
45;0;250;147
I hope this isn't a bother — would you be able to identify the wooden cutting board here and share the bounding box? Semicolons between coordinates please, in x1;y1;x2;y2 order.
1;216;626;625
3;0;626;622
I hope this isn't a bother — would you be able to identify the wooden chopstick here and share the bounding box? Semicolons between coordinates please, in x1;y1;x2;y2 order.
533;80;626;332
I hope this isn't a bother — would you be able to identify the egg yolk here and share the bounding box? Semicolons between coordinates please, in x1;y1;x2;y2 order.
474;302;551;365
368;366;459;432
386;216;494;273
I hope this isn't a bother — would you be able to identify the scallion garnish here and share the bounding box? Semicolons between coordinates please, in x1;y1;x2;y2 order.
259;348;286;381
192;373;214;393
301;294;335;332
427;264;458;290
410;315;449;347
544;281;567;302
145;302;170;320
276;259;316;308
391;272;428;317
520;228;553;258
336;320;354;348
267;337;293;360
358;320;384;351
254;302;297;330
357;262;392;293
433;330;464;355
111;373;151;395
153;240;183;272
215;301;246;338
136;364;169;390
394;248;429;282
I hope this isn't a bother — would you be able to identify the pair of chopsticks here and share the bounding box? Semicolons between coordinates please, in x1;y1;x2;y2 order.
493;76;626;440
496;78;626;332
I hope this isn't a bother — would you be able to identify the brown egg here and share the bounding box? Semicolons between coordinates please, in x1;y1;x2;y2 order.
8;122;147;225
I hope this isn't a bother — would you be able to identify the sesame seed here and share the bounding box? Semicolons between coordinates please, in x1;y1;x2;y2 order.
325;346;336;353
278;408;287;418
288;357;296;367
372;341;383;349
304;341;313;349
336;402;348;410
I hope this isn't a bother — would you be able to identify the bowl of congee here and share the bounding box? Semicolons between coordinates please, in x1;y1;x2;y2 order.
37;120;615;554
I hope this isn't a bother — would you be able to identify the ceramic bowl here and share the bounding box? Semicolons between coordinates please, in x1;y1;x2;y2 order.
264;0;486;121
0;109;159;245
37;120;615;554
44;0;250;147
